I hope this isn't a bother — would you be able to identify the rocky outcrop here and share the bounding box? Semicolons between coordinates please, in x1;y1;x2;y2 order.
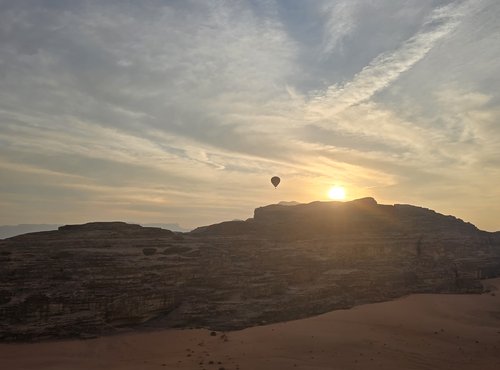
1;200;500;341
195;197;479;238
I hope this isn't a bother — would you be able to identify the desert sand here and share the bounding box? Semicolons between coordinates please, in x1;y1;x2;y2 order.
1;278;499;370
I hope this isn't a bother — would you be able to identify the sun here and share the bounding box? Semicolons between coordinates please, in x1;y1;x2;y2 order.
328;186;346;200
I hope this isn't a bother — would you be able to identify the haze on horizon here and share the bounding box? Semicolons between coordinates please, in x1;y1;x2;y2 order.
0;0;499;231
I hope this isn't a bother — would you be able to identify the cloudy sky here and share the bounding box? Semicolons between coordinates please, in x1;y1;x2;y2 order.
1;0;499;230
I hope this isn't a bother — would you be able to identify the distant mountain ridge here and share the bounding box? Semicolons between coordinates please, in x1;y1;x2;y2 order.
277;201;302;206
141;223;189;232
0;222;188;239
1;198;500;341
0;224;60;240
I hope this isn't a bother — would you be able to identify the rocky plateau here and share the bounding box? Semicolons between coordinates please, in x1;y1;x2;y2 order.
1;197;500;341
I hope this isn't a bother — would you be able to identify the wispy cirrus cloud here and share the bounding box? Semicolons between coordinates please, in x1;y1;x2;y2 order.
319;0;358;55
308;1;470;117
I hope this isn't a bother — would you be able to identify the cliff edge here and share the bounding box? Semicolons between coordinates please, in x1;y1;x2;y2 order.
1;199;499;341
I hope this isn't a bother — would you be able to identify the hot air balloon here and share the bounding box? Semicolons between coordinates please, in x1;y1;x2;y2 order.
271;176;280;188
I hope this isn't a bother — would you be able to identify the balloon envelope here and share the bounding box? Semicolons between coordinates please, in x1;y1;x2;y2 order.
271;176;280;188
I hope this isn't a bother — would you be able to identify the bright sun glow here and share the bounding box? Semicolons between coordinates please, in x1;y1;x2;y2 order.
328;186;346;200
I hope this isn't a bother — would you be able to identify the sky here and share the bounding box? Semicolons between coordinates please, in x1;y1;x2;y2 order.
1;0;499;231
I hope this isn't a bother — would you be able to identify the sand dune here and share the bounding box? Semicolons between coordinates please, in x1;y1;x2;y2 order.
1;278;499;370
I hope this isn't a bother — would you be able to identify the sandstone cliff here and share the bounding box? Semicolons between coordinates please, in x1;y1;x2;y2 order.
1;199;500;341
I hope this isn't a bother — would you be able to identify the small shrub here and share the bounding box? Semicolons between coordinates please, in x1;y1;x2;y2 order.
142;247;157;256
172;233;184;241
0;290;13;305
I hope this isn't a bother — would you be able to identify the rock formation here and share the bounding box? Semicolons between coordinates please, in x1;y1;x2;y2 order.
1;199;500;341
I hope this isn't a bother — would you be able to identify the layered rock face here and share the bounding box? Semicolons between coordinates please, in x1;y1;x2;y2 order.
1;200;500;341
